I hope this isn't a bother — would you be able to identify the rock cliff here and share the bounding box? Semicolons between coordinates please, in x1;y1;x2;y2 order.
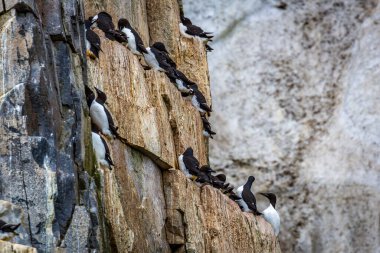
183;0;380;252
0;0;280;252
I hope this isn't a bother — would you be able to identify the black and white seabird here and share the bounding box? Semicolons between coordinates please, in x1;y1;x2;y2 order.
143;44;172;72
87;87;118;139
179;15;214;52
0;219;20;233
118;18;148;55
215;174;226;183
165;68;194;95
91;124;114;169
260;192;280;236
178;147;201;180
85;20;102;60
90;12;128;44
152;42;177;68
190;84;212;115
201;115;216;138
236;176;261;215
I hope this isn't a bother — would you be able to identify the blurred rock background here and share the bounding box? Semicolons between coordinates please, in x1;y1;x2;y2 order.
183;0;380;252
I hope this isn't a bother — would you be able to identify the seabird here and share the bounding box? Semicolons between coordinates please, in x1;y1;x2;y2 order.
85;20;102;60
178;147;201;180
201;115;216;138
90;12;128;44
152;42;177;68
165;68;194;95
87;87;118;139
118;18;148;55
190;84;212;115
196;165;215;184
236;176;261;215
260;193;280;236
215;174;226;183
143;45;172;72
179;15;214;52
92;124;114;169
0;220;20;233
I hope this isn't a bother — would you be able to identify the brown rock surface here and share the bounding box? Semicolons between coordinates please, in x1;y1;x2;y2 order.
0;241;37;253
0;0;280;252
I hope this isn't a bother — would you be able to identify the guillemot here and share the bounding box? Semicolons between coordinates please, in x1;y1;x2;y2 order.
118;18;148;55
190;84;212;115
85;19;102;59
201;115;216;139
260;192;280;236
87;87;118;139
91;124;114;169
179;15;214;52
236;176;261;215
0;219;20;233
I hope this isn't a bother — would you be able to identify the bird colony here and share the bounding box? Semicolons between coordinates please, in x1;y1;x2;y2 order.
86;9;281;238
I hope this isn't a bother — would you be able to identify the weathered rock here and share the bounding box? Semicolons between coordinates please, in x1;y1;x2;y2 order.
0;0;280;252
164;170;281;253
183;0;380;252
0;201;25;242
0;240;37;253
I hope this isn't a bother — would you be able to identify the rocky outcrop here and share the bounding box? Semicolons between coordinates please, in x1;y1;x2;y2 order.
0;1;279;253
183;0;380;252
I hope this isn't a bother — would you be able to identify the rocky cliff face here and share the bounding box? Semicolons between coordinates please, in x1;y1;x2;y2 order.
183;0;380;252
0;1;279;252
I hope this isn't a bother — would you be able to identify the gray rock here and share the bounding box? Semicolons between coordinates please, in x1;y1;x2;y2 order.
183;0;380;252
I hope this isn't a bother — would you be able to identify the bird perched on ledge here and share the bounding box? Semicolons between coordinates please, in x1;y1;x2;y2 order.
91;124;114;170
118;18;148;55
86;86;118;139
165;68;194;96
236;176;261;215
190;84;212;115
179;14;214;52
85;19;102;60
201;115;216;139
0;219;20;233
143;43;172;72
90;12;128;44
178;147;201;181
260;192;280;236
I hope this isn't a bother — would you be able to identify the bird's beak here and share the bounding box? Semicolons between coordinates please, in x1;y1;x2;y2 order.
260;193;269;198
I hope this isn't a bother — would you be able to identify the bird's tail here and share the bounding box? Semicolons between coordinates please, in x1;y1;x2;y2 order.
205;44;214;52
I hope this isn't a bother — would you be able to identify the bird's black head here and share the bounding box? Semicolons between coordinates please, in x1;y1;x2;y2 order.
152;42;168;53
189;84;198;91
85;20;92;30
244;176;256;189
181;16;192;26
94;87;107;104
118;18;131;30
98;12;113;20
260;192;277;208
85;86;95;107
215;174;226;182
183;147;193;156
91;123;101;133
200;165;215;174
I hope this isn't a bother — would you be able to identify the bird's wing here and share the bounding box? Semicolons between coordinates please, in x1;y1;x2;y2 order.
0;220;6;229
103;107;118;135
242;189;261;214
175;70;194;85
195;91;212;112
86;30;102;51
131;28;148;53
1;223;20;232
151;48;172;70
100;135;114;167
164;54;177;68
183;155;200;175
185;24;205;36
